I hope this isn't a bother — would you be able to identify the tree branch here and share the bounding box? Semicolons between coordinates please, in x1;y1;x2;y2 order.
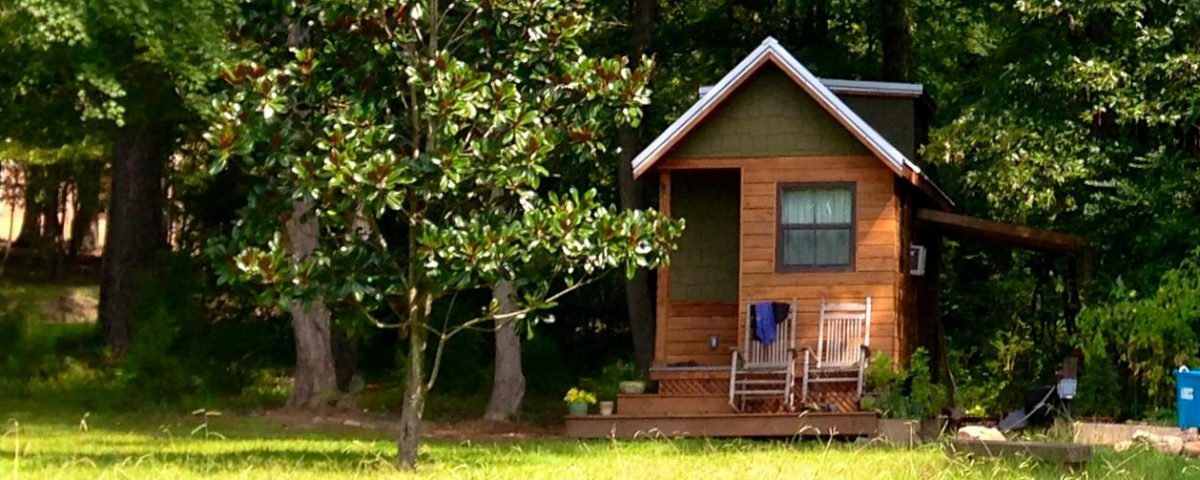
423;275;599;392
424;291;459;389
436;276;598;342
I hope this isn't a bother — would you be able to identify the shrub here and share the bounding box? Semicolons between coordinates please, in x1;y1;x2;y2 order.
862;348;947;419
1075;250;1200;418
0;298;100;389
581;359;636;401
118;255;294;407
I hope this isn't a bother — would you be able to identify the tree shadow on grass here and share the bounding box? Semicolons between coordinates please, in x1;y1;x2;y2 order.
3;448;397;473
1;414;599;474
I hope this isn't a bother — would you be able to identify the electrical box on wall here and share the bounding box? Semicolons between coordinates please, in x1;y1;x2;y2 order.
909;245;927;276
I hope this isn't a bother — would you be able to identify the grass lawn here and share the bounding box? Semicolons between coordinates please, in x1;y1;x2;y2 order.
2;399;1199;480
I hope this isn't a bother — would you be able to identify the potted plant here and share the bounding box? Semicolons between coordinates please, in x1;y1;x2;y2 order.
614;361;648;394
564;388;597;416
618;379;646;394
582;361;634;416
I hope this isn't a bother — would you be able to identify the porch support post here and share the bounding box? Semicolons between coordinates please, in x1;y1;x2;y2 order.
654;171;671;365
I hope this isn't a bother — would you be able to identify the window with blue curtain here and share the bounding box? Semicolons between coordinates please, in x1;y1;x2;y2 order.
777;184;854;271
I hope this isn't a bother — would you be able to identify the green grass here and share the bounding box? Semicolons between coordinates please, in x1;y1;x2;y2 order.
3;399;1199;479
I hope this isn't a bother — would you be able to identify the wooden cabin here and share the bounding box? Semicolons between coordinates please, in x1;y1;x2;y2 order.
568;37;953;438
643;38;951;379
567;38;1088;439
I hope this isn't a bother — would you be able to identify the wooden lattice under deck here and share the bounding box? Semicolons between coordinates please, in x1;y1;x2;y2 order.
658;378;728;396
650;366;862;414
803;380;859;413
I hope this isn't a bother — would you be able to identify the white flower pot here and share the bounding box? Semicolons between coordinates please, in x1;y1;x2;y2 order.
619;381;646;394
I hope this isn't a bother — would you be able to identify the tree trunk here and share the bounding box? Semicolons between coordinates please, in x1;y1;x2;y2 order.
284;200;339;408
399;0;437;468
484;279;526;422
620;0;658;374
878;0;914;82
69;162;102;257
620;120;654;373
802;0;831;45
99;121;167;358
41;165;62;249
288;301;337;407
397;286;430;470
13;166;43;248
332;324;358;393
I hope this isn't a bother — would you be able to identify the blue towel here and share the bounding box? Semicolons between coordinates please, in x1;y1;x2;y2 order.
753;302;776;345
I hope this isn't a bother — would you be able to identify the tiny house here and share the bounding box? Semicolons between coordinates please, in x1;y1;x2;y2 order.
566;38;1084;438
639;44;951;370
639;36;950;403
570;38;949;437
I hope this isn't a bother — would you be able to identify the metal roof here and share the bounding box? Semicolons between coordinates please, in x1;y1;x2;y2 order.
818;78;924;98
698;78;924;98
632;37;951;208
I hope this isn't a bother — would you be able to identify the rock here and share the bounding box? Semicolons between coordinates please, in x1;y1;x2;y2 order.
1075;422;1182;446
957;426;1006;442
1133;430;1184;455
1183;441;1200;457
342;419;363;427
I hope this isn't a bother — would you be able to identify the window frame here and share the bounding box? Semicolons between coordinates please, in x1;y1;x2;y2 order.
775;182;857;273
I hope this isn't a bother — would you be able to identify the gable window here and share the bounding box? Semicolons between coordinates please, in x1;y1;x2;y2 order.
777;183;855;271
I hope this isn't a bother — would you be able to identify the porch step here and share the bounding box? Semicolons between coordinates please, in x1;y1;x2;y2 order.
617;394;734;415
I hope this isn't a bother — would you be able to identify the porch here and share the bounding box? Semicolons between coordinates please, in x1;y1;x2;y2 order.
564;410;879;439
564;366;876;439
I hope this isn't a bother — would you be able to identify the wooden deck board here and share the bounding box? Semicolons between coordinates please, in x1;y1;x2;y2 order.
565;412;878;439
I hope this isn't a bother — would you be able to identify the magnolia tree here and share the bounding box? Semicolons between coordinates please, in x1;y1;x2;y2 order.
206;0;680;468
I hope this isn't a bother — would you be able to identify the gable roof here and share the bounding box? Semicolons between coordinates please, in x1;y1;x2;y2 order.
631;37;952;209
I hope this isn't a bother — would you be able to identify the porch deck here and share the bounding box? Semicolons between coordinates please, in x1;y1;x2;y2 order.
564;410;879;439
565;365;877;439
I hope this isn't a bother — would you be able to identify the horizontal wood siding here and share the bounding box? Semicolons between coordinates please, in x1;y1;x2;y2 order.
656;155;903;364
664;302;739;365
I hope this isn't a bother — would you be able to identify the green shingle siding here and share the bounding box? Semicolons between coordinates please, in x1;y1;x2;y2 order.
671;67;868;159
839;96;916;160
669;170;740;302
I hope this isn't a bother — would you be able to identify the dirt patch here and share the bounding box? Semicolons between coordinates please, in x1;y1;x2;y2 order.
260;408;563;441
423;418;562;441
43;288;98;323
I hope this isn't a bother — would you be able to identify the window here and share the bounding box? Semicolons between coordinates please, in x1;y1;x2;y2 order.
777;184;854;271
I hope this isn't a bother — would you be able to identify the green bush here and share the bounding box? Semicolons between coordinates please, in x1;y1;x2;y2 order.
522;335;574;395
0;299;100;389
862;348;947;419
1075;250;1200;419
117;255;294;408
581;359;636;401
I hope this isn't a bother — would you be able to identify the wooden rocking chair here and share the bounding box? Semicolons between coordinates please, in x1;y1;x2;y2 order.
800;298;872;405
729;300;797;412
